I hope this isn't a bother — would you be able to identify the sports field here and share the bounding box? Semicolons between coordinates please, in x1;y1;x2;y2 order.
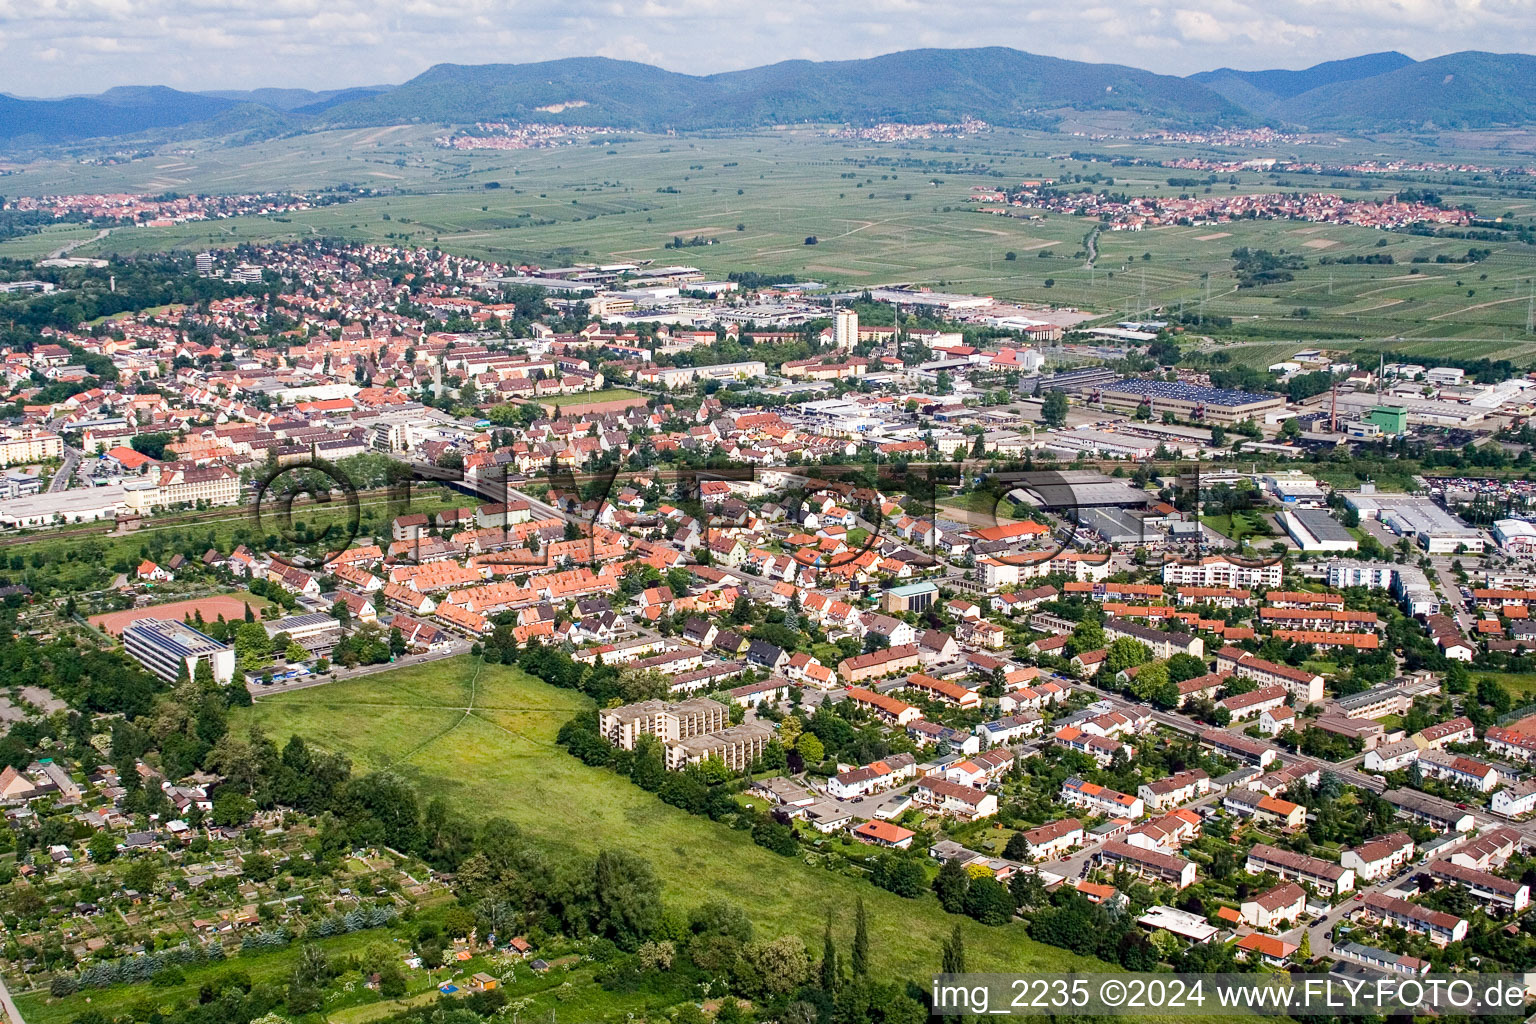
242;656;1100;979
88;592;273;635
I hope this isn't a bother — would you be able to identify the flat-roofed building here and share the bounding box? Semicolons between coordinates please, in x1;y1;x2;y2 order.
664;722;773;771
122;618;235;685
1097;378;1285;426
1282;508;1358;552
598;697;727;750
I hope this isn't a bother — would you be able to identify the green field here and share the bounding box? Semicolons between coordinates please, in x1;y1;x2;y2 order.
6;127;1536;346
242;657;1098;979
536;387;649;408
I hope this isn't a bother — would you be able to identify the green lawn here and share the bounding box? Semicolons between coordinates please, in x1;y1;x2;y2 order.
1199;510;1272;546
1476;672;1536;705
240;657;1100;979
536;387;649;408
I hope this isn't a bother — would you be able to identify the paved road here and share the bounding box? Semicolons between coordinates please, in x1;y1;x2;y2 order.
47;228;109;260
248;639;471;697
0;968;25;1023
47;448;80;493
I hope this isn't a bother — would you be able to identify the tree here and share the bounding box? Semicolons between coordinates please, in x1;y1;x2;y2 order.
941;923;966;975
591;848;662;950
1279;417;1302;439
796;733;824;765
820;912;839;992
1041;390;1068;428
1002;831;1031;861
1067;618;1104;656
1298;930;1312;961
963;876;1015;925
377;961;407;997
1104;637;1152;675
88;831;118;863
1165;653;1207;683
933;858;970;914
851;897;869;976
740;935;810;999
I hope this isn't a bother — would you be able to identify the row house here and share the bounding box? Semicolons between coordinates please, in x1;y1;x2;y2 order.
826;753;918;800
1357;893;1467;947
913;777;997;819
1175;672;1228;706
1137;770;1210;812
1054;726;1132;766
1098;841;1197;889
975;713;1044;747
837;644;923;682
1427;860;1530;913
1020;818;1084;861
1223;789;1306;829
1340;833;1415;881
1061;777;1145;819
1416;750;1501;793
1122;808;1201;853
1245;842;1355;896
1220;684;1288;722
843;686;921;726
1484;725;1536;762
1200;728;1279;766
1240;881;1307;931
1214;646;1325;704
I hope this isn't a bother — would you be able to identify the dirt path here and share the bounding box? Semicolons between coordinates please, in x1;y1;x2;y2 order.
48;228;110;259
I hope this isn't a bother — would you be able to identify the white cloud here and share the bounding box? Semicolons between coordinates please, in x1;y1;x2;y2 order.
1;0;1535;95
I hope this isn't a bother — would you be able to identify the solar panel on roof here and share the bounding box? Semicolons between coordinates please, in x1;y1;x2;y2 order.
1107;378;1280;407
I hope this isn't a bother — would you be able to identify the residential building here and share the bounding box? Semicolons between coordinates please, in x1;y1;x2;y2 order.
1240;881;1307;930
1098;841;1197;888
1020;818;1084;861
913;776;998;819
598;698;727;750
1358;893;1467;947
1340;833;1415;882
1245;842;1355;896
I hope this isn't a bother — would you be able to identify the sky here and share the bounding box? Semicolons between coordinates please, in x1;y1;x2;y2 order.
4;0;1536;96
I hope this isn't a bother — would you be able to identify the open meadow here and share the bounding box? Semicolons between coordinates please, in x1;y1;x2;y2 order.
242;656;1100;980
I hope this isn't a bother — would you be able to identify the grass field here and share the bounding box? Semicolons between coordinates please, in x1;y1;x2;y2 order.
535;387;649;408
242;657;1100;979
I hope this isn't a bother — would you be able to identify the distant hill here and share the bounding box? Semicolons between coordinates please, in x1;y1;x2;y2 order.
1272;51;1536;129
200;86;392;111
314;49;1247;130
1189;51;1415;110
0;85;238;144
11;48;1536;148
